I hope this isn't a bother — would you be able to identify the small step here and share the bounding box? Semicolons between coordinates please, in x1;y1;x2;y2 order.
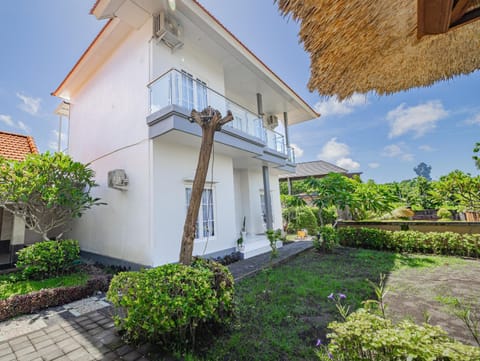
239;235;283;259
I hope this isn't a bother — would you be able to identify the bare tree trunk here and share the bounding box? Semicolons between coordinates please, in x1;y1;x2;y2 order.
179;107;232;265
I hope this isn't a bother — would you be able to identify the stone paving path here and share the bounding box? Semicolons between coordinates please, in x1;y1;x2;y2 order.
0;241;312;360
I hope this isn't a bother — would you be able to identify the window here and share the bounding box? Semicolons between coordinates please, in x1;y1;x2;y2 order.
185;187;215;240
181;70;194;110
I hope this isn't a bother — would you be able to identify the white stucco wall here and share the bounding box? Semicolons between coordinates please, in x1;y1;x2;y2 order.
151;138;236;266
67;21;153;265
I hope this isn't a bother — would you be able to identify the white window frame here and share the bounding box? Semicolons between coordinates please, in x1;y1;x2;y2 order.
185;185;216;241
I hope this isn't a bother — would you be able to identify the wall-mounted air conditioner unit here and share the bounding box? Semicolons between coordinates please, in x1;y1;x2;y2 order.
108;169;129;191
264;115;279;129
153;11;184;50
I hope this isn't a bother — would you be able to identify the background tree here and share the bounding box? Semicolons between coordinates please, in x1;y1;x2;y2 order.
414;162;432;181
179;107;232;265
0;152;102;240
433;170;480;212
350;178;398;219
473;142;480;170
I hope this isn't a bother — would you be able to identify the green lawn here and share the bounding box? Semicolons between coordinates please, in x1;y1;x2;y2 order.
0;272;88;300
191;248;465;361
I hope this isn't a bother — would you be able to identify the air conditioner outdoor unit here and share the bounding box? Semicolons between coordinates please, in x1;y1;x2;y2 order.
108;169;129;191
153;11;184;50
265;115;279;129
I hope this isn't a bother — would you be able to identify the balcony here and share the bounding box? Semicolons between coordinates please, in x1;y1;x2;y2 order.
148;69;295;163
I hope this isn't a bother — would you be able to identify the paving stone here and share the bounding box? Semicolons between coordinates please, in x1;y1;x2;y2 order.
66;347;94;361
100;352;119;361
14;344;36;357
116;344;134;356
9;336;29;346
0;354;17;361
27;331;47;340
11;341;33;352
16;351;41;361
51;332;70;343
38;344;63;361
34;338;55;350
123;350;143;361
56;338;81;354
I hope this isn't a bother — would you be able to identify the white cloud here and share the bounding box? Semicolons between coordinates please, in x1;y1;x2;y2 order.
317;137;361;170
336;157;360;171
314;93;369;117
382;143;414;162
318;137;350;161
419;144;435;152
290;143;304;158
387;100;448;138
49;130;67;151
368;162;380;169
16;92;41;115
17;121;31;133
0;114;14;127
466;113;480;125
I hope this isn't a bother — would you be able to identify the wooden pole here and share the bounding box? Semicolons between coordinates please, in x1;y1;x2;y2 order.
179;107;232;265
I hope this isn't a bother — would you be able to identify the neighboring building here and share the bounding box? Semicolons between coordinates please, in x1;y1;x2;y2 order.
279;160;362;194
0;131;40;267
52;0;318;267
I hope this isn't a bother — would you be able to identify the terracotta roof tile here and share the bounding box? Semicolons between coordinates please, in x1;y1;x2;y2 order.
0;131;39;161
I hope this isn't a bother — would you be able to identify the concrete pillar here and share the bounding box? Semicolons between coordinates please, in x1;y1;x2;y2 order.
283;112;290;148
256;93;264;117
262;166;273;230
11;216;26;246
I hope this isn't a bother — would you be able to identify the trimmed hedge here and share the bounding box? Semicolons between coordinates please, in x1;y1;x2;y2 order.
107;259;235;351
16;239;80;279
338;227;480;257
0;275;110;321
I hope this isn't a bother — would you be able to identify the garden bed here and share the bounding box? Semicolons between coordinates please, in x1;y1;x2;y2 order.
187;247;478;360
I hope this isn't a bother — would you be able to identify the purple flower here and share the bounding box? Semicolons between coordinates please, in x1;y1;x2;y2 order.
338;293;346;299
327;293;334;300
316;339;322;347
328;352;334;359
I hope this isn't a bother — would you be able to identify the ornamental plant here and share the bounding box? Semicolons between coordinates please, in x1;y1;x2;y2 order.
107;259;234;352
316;278;480;361
16;239;80;279
0;152;102;240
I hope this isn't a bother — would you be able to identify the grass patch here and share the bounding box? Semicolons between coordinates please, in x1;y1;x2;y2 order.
0;272;88;300
189;247;467;361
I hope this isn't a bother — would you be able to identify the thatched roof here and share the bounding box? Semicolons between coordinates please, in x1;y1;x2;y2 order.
277;0;480;99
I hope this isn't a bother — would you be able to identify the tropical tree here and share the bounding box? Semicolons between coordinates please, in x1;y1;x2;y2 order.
0;152;102;240
473;142;480;170
306;173;355;226
350;179;398;219
179;107;232;265
414;162;432;181
433;170;480;211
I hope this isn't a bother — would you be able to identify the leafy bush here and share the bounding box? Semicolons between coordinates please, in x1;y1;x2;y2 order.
312;206;337;226
337;227;480;258
284;206;318;235
437;207;453;220
107;260;235;352
314;225;338;252
0;275;110;321
16;240;80;279
317;309;480;361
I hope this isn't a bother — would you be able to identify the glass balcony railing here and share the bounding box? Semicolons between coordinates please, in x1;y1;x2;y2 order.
148;69;288;155
287;146;296;163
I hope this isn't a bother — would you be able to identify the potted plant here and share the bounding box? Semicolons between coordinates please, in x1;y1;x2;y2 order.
236;234;244;251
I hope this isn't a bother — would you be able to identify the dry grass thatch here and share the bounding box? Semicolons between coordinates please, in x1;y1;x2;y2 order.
277;0;480;99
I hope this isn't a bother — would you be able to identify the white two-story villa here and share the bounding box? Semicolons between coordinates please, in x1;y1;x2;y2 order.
53;0;318;267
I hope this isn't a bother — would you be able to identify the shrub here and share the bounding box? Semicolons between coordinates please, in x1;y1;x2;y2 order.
318;309;480;361
285;206;318;235
16;240;80;279
107;260;235;352
312;206;337;226
437;207;453;220
0;275;110;321
313;225;338;252
337;227;480;258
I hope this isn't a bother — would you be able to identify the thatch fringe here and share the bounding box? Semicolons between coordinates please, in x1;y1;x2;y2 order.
277;0;480;99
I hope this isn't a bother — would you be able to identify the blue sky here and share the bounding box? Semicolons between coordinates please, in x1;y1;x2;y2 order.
1;0;479;183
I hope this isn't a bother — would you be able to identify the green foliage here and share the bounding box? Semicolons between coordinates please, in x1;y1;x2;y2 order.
437;207;453;220
338;227;480;258
0;273;87;300
313;225;338;252
318;309;480;361
16;240;80;280
312;206;337;226
0;152;102;239
350;179;398;220
283;206;318;234
107;260;234;352
266;229;282;258
391;206;415;219
433;170;480;211
280;194;306;207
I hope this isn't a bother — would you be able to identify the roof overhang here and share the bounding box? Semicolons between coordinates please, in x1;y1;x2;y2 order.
53;0;318;124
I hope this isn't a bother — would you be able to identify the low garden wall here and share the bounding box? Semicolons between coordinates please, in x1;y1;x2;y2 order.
337;221;480;234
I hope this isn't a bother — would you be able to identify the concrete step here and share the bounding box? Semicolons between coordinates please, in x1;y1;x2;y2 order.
239;235;283;259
